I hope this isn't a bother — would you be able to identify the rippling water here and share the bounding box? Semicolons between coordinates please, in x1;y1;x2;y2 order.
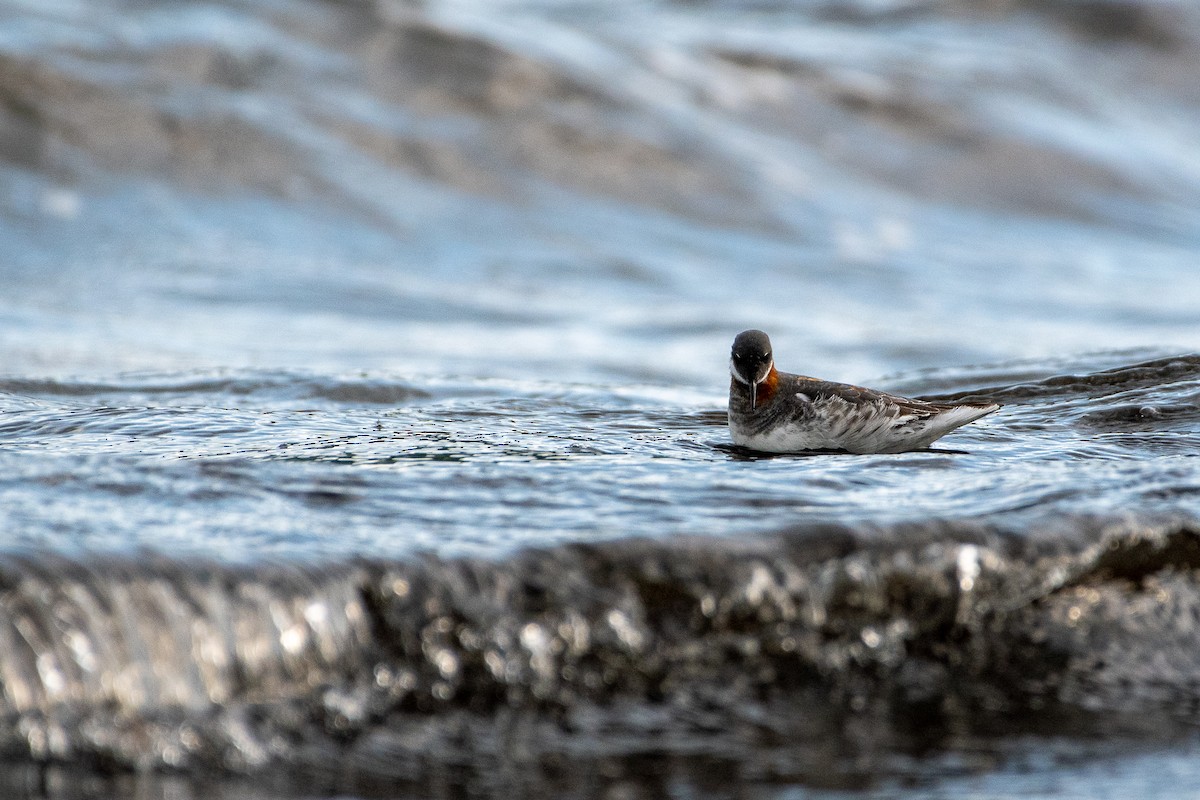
3;0;1200;797
1;354;1199;562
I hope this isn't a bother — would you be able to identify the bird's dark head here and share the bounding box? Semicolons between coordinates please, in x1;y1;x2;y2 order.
730;329;774;407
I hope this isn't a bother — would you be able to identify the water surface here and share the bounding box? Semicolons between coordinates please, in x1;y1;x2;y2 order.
2;0;1200;797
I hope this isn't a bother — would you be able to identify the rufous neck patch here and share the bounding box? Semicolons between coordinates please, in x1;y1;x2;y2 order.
756;365;780;405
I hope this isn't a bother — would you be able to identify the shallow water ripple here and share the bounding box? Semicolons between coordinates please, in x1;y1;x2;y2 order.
0;352;1195;561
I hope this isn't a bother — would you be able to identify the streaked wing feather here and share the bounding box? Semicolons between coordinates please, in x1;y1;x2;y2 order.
794;376;996;453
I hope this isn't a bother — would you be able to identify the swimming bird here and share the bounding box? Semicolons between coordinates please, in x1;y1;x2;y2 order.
728;330;999;454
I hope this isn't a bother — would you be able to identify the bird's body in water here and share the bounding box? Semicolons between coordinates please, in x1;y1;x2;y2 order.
728;330;999;454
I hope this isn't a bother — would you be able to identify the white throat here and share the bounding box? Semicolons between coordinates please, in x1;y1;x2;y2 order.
730;359;753;387
731;359;772;388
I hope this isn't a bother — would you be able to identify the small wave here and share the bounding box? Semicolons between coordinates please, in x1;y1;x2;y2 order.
922;353;1200;406
1;514;1199;785
0;372;430;406
1018;0;1190;47
1078;399;1200;430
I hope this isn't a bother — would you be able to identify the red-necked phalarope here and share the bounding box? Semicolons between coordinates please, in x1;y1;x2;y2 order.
728;330;999;454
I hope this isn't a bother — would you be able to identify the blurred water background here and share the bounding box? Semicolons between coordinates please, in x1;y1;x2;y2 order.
2;0;1200;797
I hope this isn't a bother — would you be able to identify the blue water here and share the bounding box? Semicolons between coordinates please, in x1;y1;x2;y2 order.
2;0;1200;797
